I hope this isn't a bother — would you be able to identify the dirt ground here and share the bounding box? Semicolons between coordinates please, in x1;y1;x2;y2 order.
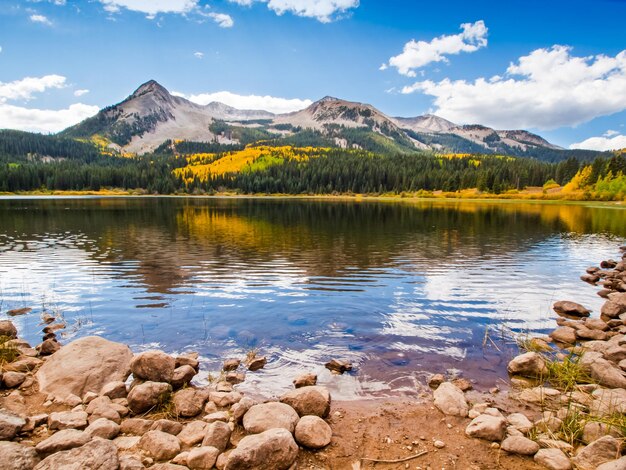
295;398;544;470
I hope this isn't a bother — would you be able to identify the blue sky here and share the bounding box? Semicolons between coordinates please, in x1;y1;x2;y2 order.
0;0;625;149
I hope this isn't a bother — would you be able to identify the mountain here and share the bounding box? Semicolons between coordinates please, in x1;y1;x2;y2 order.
62;80;571;159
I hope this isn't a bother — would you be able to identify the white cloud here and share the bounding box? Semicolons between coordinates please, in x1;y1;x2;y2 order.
384;21;488;77
98;0;198;17
401;46;626;130
229;0;359;23
570;134;626;152
0;75;66;103
173;90;312;114
379;63;387;71
73;89;90;97
193;51;204;59
207;12;234;28
604;129;619;137
30;14;53;25
0;103;99;133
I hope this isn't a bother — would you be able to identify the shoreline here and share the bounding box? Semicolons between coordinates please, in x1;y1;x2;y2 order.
1;250;626;469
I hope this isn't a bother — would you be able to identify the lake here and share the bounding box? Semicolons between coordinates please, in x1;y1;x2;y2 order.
0;197;624;399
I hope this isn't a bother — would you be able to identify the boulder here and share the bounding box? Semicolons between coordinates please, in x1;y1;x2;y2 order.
581;353;626;388
171;365;196;389
534;448;572;470
37;339;60;356
243;402;300;434
48;411;88;431
293;373;317;388
176;352;200;371
202;421;232;452
582;422;622;444
120;418;153;436
188;446;220;470
550;327;577;345
507;352;548;378
465;414;507;441
101;381;127;399
130;350;176;383
178;420;208;448
433;382;468;417
36;336;132;401
586;318;610;331
34;438;119;470
2;371;27;388
576;327;609;341
294;415;332;449
224;428;298;470
127;381;172;414
138;430;181;461
85;418;120;439
0;441;40;470
501;435;539;455
173;388;209;418
0;320;18;338
35;430;91;456
0;410;26;439
591;388;626;415
279;386;331;418
572;436;622;470
553;301;591;317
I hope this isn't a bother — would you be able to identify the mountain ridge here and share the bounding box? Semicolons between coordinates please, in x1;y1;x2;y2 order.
62;80;565;157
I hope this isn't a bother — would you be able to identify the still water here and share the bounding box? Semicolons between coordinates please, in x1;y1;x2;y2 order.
0;197;624;398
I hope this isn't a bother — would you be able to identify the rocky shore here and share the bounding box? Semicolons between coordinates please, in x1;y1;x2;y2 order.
0;247;625;469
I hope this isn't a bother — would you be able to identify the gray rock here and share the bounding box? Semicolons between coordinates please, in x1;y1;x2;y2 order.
534;448;572;470
465;414;507;441
127;381;172;414
130;350;176;383
294;415;332;449
188;446;220;470
279;386;331;418
34;438;119;470
433;382;468;417
0;410;26;439
138;430;181;461
35;430;91;456
36;336;132;401
572;436;622;470
202;421;231;452
48;411;88;431
501;435;540;455
85;418;120;439
224;428;298;470
0;441;40;470
243;402;299;434
507;352;548;378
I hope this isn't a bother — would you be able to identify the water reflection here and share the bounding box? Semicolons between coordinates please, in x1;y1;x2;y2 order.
0;197;624;398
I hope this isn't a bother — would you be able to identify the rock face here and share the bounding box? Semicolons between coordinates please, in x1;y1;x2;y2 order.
534;448;572;470
572;436;622;470
34;438;119;470
279;386;330;418
501;435;540;455
225;428;298;470
294;415;332;449
507;352;548;378
0;441;40;470
127;381;172;414
36;336;133;400
465;414;507;441
553;301;591;317
433;382;468;417
130;350;176;383
0;410;26;440
243;402;300;434
139;430;181;461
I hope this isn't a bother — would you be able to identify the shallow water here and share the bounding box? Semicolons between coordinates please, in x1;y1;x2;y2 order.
0;197;624;399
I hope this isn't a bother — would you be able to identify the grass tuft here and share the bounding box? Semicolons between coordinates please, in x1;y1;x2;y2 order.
0;335;19;367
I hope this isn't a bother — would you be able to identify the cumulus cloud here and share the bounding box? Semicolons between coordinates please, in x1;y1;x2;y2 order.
73;89;90;97
0;103;99;133
98;0;198;18
30;14;52;25
193;51;204;59
229;0;359;23
570;134;626;151
384;21;488;77
207;12;234;28
401;46;626;130
173;90;312;114
0;75;67;103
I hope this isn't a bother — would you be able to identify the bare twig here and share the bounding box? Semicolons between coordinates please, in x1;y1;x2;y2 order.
360;450;428;464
